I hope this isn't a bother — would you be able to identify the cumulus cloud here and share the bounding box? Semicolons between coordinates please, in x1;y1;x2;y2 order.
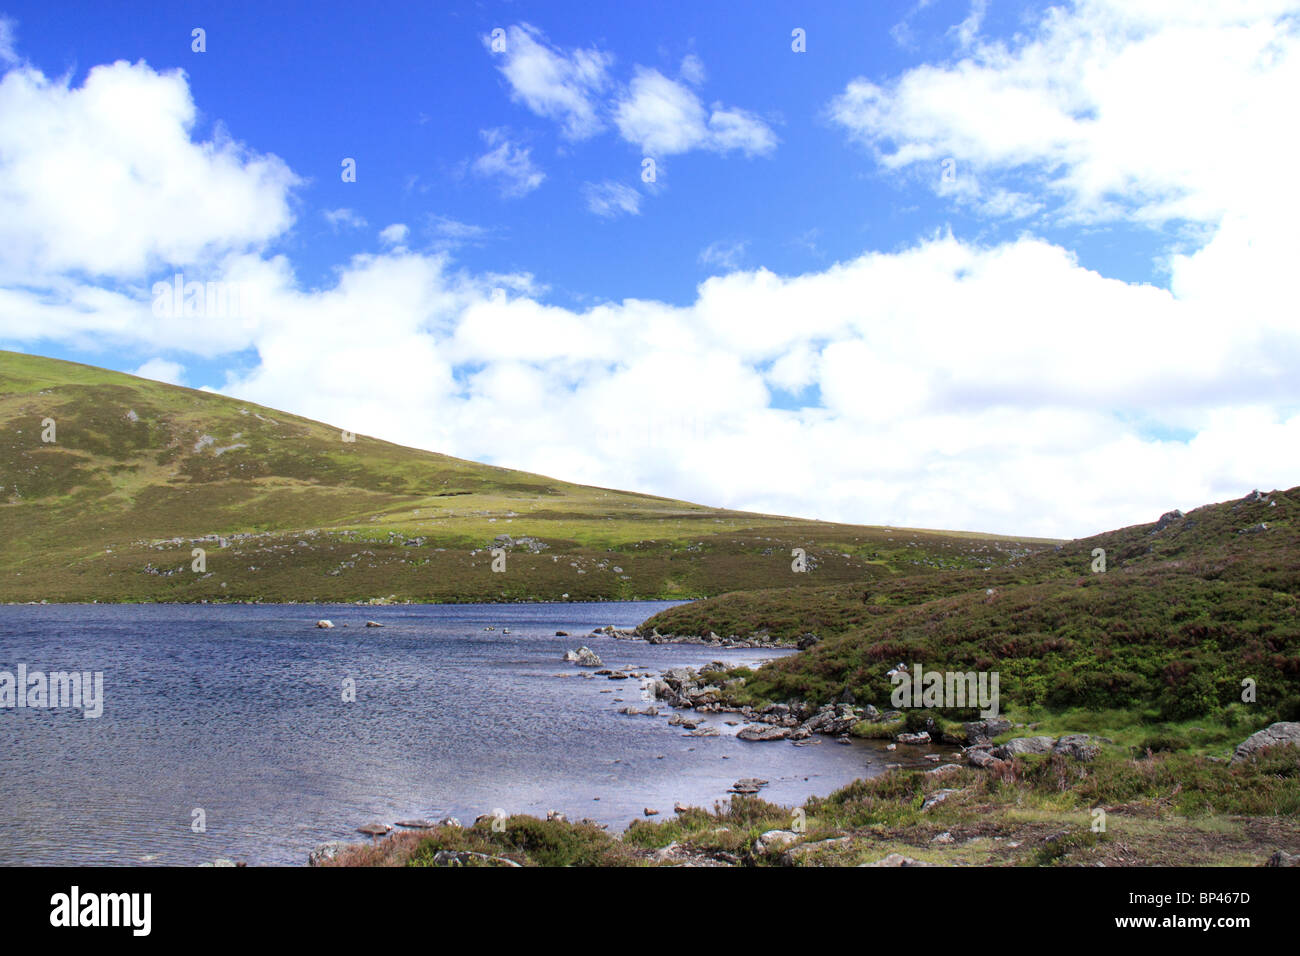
488;24;611;139
323;208;367;231
0;59;297;282
471;128;545;198
613;67;776;157
488;26;776;161
132;358;186;385
378;223;409;247
829;0;1300;229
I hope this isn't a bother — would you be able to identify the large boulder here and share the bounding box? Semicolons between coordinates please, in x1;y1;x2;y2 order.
1153;509;1184;532
1231;722;1300;763
754;829;800;854
737;723;791;742
1053;734;1102;761
563;646;603;667
963;717;1012;745
992;736;1055;758
860;853;931;867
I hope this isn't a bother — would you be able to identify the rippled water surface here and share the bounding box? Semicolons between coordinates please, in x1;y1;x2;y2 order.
0;602;916;865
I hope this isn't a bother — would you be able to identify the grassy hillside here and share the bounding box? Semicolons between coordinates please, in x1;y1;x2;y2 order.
642;485;1300;727
0;351;1049;603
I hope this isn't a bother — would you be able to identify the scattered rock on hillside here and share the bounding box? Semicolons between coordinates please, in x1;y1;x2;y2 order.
922;788;960;811
308;841;349;866
963;717;1011;744
861;853;931;867
1153;509;1184;532
1053;734;1102;761
1231;722;1300;763
754;829;799;854
992;736;1055;758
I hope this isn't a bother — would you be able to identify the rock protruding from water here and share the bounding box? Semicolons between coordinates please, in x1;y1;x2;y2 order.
316;619;334;629
563;646;603;667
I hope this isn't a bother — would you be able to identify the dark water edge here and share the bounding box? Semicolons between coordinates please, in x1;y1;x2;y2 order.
0;602;918;866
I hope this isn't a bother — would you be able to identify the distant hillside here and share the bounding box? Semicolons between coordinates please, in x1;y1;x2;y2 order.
642;487;1300;722
0;351;1049;604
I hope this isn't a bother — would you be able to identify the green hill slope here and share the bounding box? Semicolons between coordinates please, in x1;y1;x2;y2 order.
0;351;1050;604
641;486;1300;725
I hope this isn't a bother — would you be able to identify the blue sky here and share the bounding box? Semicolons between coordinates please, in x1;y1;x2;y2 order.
1;1;1298;536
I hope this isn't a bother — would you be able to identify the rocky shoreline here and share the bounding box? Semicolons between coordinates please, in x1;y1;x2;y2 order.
303;622;1300;867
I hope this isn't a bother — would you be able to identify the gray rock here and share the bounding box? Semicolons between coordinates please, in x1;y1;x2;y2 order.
563;646;603;667
861;853;931;867
1053;734;1102;761
1231;722;1300;763
922;788;960;811
308;842;349;866
963;717;1012;744
619;705;660;716
992;736;1055;758
1266;850;1300;867
1153;509;1184;532
896;731;931;745
737;723;791;742
429;850;521;867
754;829;799;853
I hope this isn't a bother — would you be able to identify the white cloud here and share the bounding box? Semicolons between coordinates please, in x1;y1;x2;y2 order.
471;128;545;198
487;29;776;162
378;223;409;247
0;59;297;282
489;24;611;140
132;358;186;385
323;208;367;231
949;0;989;50
679;53;706;85
4;8;1300;539
829;0;1300;229
699;239;748;271
0;17;20;67
582;181;641;218
613;67;777;157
